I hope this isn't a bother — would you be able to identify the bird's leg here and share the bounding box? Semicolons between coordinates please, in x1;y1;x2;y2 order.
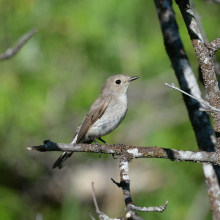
89;136;102;158
99;138;117;159
98;138;109;145
112;144;118;159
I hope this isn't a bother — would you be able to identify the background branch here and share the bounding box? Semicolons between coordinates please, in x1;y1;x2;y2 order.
0;28;38;60
88;211;96;220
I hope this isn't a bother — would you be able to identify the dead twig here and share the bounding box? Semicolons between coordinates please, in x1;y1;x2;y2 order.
165;83;220;112
128;201;168;213
0;28;38;60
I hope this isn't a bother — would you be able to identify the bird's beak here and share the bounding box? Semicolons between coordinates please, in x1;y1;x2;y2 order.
128;76;139;82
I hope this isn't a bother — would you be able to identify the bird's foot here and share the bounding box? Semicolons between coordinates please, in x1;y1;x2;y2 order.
94;140;102;158
89;136;102;158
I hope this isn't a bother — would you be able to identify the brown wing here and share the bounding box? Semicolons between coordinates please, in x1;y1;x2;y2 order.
76;95;111;143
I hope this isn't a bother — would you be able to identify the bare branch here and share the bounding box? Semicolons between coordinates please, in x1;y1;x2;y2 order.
119;155;133;206
154;0;216;151
115;155;145;220
209;38;220;54
88;211;96;220
96;212;120;220
27;140;220;166
0;28;38;61
91;182;121;220
111;155;168;219
128;201;168;213
190;0;208;43
91;182;100;213
165;83;220;112
190;0;220;76
172;6;220;216
175;0;220;136
214;59;220;77
155;0;220;216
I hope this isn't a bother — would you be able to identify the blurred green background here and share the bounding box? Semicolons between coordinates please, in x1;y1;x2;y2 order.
0;0;220;219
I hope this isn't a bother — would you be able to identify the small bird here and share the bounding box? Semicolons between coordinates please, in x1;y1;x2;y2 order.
53;74;139;169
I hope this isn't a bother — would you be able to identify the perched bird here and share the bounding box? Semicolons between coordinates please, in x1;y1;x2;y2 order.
53;74;139;169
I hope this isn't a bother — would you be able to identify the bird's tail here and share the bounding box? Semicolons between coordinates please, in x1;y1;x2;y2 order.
52;151;73;169
53;134;78;169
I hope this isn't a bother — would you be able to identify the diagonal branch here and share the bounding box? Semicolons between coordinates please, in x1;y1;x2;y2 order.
190;0;220;77
91;182;100;214
155;0;220;218
0;28;38;61
165;83;220;112
175;0;220;137
88;211;96;220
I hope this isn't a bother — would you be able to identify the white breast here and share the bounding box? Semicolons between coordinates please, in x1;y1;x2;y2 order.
85;94;128;139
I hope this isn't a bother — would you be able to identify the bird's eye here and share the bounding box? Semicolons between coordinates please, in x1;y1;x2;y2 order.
115;80;121;84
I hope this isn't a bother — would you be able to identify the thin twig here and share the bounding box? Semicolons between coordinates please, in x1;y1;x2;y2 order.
190;0;208;43
174;0;220;217
0;28;38;60
91;183;121;220
88;211;96;220
128;201;168;213
165;83;220;112
91;182;100;213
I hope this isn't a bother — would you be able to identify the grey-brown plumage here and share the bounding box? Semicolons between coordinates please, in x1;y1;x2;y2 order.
53;74;139;169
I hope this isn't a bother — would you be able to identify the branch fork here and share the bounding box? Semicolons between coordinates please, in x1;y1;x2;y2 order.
89;155;168;220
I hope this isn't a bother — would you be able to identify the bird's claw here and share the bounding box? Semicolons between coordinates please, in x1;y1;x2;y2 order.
91;138;102;158
97;144;102;158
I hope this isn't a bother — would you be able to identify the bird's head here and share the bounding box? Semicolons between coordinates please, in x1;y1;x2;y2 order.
101;74;139;95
